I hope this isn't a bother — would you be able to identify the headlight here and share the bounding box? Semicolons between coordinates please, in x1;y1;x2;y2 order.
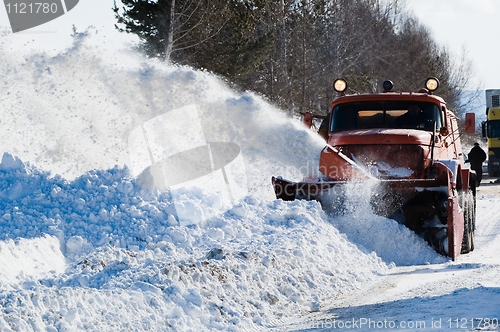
333;79;347;93
425;77;439;91
383;80;394;92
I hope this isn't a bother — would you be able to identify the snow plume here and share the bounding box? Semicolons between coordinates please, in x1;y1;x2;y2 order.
0;28;324;201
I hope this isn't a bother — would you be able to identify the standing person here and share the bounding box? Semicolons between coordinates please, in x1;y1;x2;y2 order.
468;143;487;187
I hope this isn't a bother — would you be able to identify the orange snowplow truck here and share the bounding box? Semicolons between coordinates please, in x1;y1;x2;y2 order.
272;78;477;260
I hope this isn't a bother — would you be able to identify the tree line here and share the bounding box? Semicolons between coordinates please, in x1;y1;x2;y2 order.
113;0;476;115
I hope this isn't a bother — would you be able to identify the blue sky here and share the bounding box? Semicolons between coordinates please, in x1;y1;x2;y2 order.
1;0;498;89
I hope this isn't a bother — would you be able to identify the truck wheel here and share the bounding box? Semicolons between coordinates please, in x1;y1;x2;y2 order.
460;207;471;254
461;192;474;254
470;221;475;251
470;192;476;251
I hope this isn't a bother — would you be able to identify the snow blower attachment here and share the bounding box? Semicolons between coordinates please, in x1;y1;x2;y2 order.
272;78;477;260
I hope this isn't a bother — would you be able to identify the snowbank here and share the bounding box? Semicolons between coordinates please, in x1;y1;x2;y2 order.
0;152;389;330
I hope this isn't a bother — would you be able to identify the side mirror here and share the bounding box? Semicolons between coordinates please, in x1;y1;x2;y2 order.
464;113;475;134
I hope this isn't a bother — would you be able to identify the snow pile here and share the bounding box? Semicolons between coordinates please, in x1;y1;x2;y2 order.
0;152;388;330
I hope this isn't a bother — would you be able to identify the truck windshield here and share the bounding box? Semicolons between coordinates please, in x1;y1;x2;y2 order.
331;101;442;132
487;120;500;138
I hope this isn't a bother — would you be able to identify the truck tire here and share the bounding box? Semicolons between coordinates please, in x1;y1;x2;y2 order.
470;191;476;251
461;192;475;254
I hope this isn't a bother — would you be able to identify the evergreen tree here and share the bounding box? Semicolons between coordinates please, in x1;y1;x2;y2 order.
114;0;238;62
114;0;175;60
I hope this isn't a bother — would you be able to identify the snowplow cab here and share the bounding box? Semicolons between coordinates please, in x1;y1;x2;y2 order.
272;78;477;260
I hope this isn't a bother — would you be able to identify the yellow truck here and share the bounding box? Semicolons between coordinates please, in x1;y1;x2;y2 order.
482;90;500;176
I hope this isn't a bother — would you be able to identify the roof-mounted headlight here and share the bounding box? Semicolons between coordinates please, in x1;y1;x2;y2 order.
333;78;347;93
382;80;394;92
425;77;439;92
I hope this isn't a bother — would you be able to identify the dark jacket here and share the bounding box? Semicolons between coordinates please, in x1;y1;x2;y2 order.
468;145;487;169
